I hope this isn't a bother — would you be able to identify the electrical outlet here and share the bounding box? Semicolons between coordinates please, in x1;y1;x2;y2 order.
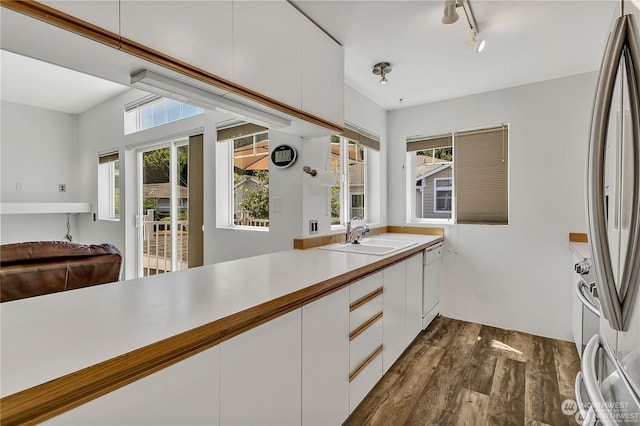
309;220;318;234
59;184;66;193
15;182;23;191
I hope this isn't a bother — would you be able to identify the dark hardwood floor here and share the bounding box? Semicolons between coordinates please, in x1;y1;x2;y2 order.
344;316;581;426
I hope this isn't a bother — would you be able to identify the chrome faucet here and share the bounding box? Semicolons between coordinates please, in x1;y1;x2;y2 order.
345;217;370;244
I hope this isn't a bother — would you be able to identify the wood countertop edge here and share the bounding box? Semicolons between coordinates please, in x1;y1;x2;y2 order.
0;238;442;425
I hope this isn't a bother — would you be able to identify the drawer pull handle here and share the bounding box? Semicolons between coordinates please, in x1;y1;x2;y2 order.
350;287;383;312
349;344;383;382
349;311;383;341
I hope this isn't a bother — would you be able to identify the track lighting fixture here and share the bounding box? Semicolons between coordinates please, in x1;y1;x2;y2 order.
372;62;392;85
442;0;486;53
466;28;485;53
442;0;460;25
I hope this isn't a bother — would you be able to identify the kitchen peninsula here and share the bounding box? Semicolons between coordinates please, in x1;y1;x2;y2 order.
1;233;442;425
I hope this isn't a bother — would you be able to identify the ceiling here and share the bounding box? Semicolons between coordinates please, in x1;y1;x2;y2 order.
292;0;617;109
1;1;619;114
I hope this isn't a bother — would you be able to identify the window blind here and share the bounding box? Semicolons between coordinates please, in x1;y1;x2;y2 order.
454;125;508;225
342;122;380;151
406;134;452;152
217;123;268;142
98;152;119;164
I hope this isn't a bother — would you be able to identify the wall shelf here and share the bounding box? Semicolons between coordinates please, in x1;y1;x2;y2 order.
0;203;92;215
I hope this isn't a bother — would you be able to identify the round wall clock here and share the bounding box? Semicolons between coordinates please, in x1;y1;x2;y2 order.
271;144;297;169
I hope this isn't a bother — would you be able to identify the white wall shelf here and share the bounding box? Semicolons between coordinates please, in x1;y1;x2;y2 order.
0;203;92;215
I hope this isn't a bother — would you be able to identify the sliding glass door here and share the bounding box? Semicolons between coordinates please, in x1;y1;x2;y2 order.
137;139;189;277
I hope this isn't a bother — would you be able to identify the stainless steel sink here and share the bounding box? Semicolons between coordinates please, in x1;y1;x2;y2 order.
317;237;417;256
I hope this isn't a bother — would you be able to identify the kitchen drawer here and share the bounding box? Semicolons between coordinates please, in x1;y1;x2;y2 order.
349;348;383;413
425;243;443;265
349;316;382;373
350;292;383;333
350;271;383;302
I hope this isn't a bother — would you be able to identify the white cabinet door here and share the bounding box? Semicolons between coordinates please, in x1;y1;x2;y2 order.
220;308;302;426
121;1;234;81
38;1;120;35
302;287;349;426
232;0;303;109
44;346;221;425
405;252;423;345
301;20;344;126
382;260;406;373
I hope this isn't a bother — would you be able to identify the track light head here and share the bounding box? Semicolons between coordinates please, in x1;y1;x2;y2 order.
372;62;392;85
466;28;486;53
442;0;459;25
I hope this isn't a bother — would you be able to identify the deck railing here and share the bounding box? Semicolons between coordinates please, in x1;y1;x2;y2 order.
142;219;189;275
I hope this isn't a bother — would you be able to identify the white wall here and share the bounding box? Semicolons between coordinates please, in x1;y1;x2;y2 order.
0;101;80;244
388;73;595;340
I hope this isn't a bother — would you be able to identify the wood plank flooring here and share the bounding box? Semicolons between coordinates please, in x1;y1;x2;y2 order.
344;316;581;426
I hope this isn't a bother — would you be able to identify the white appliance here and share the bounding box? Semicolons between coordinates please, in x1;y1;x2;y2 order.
573;259;601;357
423;242;442;329
576;1;640;424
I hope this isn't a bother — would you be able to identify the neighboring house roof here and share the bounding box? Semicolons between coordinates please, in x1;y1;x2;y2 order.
143;183;189;198
234;175;269;189
415;163;451;182
415;154;450;177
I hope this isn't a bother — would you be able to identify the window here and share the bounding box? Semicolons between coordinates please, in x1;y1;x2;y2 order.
330;136;368;225
434;178;452;213
98;152;120;220
407;125;508;225
124;95;204;134
221;125;270;229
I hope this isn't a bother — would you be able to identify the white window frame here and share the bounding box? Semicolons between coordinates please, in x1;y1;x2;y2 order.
331;137;369;230
406;150;455;225
98;154;120;221
228;131;270;231
433;177;452;213
124;95;204;135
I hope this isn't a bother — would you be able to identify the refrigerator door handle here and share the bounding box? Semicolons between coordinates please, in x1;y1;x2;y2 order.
576;280;601;317
587;14;640;331
581;335;617;426
620;14;640;330
575;372;597;426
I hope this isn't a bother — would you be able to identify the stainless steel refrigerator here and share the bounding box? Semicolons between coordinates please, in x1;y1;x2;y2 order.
575;0;640;424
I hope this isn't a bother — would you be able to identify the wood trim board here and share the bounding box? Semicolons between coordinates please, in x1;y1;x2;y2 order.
569;233;588;243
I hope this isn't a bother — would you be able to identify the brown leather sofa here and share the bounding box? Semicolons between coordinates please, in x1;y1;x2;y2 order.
0;241;122;303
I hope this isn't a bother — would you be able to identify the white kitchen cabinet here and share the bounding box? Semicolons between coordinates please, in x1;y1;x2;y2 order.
405;252;424;345
44;346;221;425
349;350;382;413
220;308;302;426
382;261;407;373
120;1;234;82
302;287;350;426
232;0;303;110
301;19;344;126
39;1;120;35
423;243;442;329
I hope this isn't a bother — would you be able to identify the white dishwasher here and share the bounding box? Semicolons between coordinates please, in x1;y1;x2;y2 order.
423;242;442;329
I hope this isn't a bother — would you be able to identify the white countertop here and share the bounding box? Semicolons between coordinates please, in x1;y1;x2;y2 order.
569;242;591;260
0;233;440;398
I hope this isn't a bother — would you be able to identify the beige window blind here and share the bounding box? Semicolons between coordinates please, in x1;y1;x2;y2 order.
454;125;508;225
98;152;119;163
342;123;380;151
406;134;452;152
217;123;267;142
